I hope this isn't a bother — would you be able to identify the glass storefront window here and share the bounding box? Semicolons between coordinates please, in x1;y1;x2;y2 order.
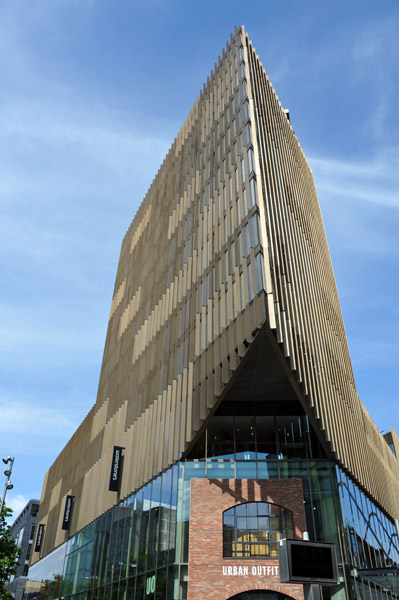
236;461;257;479
137;483;152;573
207;460;235;478
336;467;399;598
206;414;235;459
257;461;279;479
27;436;399;600
147;476;162;572
235;414;256;459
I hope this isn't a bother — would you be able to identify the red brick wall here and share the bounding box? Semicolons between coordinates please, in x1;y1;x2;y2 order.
188;478;307;600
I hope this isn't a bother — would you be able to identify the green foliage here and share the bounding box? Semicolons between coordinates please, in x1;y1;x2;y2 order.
0;505;21;599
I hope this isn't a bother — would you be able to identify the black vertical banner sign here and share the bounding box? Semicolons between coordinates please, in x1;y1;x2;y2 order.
61;495;74;530
108;446;124;492
34;523;45;552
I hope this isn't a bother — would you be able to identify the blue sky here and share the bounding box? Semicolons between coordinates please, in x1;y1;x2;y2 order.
1;0;398;518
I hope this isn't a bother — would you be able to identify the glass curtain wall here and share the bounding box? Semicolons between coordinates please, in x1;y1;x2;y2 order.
25;406;399;600
336;468;399;599
26;460;342;600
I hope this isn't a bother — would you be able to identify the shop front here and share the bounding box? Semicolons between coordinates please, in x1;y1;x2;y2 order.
188;478;306;600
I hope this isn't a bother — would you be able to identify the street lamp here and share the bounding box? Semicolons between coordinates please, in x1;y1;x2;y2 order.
0;456;15;513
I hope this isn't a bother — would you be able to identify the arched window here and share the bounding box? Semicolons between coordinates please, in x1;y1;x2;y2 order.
223;502;294;558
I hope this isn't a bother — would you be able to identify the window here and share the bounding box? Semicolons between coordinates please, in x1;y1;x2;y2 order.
17;526;25;547
236;197;241;226
240;158;245;184
247;147;254;173
223;502;294;559
249;213;260;247
249;177;257;207
244;123;252;146
255;253;264;293
241;80;248;102
26;543;32;561
247;261;253;301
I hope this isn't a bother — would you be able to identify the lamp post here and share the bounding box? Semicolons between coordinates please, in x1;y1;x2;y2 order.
0;456;15;513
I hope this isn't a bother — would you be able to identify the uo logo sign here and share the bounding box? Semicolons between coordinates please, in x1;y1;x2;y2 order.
146;574;156;595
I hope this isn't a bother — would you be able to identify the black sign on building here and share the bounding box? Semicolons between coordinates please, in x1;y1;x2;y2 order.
34;523;45;553
279;539;339;584
108;446;124;492
61;495;75;530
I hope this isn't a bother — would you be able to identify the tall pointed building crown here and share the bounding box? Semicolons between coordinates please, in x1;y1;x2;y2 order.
32;26;399;566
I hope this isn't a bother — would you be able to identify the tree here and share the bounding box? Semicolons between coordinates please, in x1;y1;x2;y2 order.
0;505;21;599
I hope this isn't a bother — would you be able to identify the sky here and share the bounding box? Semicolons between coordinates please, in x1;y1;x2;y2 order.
0;0;398;520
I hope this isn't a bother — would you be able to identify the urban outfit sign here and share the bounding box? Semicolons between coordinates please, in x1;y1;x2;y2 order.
222;565;280;577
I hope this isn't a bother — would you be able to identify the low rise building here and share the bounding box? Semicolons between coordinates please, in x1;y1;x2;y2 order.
6;499;39;600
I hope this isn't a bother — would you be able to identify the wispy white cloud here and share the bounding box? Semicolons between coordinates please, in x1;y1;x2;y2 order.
4;495;31;521
310;148;399;261
349;339;398;368
351;16;398;65
0;306;100;361
0;396;88;495
310;150;399;209
0;400;75;437
0;99;171;207
1;99;170;170
351;17;398;140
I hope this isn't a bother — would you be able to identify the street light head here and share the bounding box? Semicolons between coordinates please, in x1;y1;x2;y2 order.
2;457;11;464
4;469;11;477
6;482;13;490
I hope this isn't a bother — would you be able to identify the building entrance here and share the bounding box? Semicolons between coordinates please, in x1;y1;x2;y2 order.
227;592;297;600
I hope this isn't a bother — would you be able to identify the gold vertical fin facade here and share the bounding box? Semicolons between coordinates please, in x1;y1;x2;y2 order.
32;27;399;563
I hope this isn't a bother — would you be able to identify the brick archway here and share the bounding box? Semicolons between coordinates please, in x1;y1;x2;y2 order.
227;591;298;600
188;479;306;600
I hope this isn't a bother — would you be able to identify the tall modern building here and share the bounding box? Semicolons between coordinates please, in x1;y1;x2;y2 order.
25;26;399;600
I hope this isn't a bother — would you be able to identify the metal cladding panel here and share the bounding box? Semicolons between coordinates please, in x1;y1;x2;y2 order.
32;26;399;563
243;28;399;518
